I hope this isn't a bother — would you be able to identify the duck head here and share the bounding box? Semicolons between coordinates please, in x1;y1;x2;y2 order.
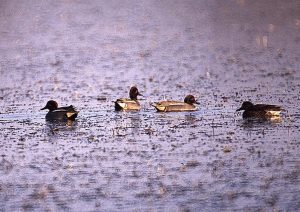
184;95;200;105
236;101;254;111
129;86;143;100
41;100;58;111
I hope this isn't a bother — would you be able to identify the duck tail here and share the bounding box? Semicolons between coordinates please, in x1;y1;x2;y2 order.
150;102;157;107
150;102;165;112
70;105;79;113
66;111;78;120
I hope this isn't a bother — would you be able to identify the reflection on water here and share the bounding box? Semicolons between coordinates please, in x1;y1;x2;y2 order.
112;111;142;137
184;113;200;125
238;116;282;128
44;120;78;136
0;0;299;211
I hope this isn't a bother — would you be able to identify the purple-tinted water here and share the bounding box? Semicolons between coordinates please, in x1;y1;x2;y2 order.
0;0;299;211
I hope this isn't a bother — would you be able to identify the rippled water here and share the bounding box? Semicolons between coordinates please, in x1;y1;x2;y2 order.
0;0;300;211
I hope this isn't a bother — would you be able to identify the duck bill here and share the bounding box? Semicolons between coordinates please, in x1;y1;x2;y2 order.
138;92;144;97
194;101;200;105
236;107;242;112
41;106;47;110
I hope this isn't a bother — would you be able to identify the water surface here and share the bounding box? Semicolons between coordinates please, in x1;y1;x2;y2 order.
0;0;300;211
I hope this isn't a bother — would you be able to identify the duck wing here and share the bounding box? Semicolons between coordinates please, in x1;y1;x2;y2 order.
54;106;78;120
155;100;184;107
254;104;283;116
59;105;77;112
151;101;196;112
115;98;135;103
115;98;140;111
151;101;181;112
255;104;282;111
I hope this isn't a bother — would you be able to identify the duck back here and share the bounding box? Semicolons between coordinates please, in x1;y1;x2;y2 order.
152;101;197;112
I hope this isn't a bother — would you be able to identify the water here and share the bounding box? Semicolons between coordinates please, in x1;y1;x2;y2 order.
0;0;300;211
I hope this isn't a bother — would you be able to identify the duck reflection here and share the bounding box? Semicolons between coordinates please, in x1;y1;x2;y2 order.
45;119;78;136
237;116;282;132
184;113;199;125
112;112;142;137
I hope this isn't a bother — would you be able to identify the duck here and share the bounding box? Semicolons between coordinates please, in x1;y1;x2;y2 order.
115;86;143;111
151;95;199;112
41;100;78;121
236;101;283;118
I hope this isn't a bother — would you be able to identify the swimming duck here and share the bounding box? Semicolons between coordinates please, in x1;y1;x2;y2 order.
151;95;199;112
236;101;283;118
115;86;143;111
41;100;78;121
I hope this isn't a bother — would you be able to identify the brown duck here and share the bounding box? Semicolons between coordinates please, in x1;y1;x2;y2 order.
151;95;199;112
115;86;143;111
